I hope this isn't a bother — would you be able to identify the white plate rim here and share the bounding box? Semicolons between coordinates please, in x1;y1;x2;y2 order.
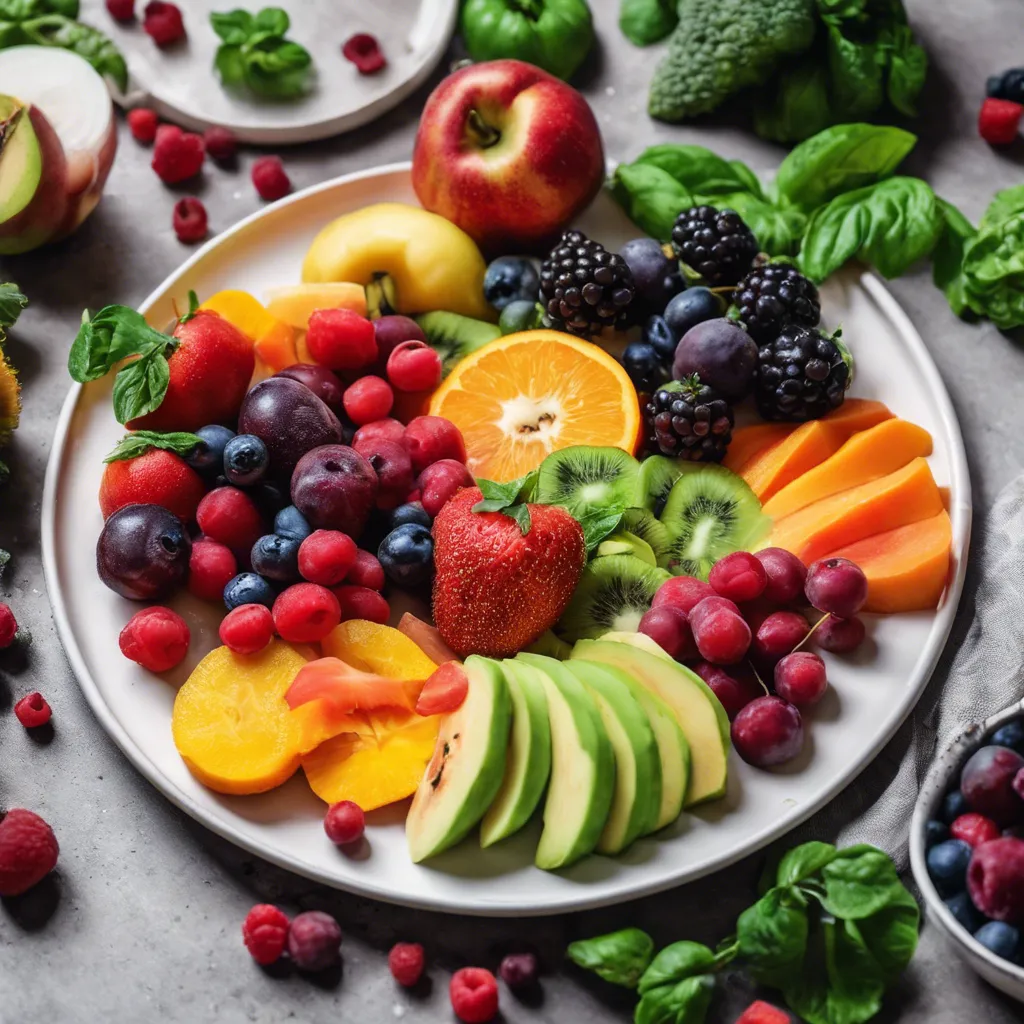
41;162;973;916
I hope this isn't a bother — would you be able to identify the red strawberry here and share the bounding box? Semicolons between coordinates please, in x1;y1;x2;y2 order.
99;448;205;520
432;487;585;658
736;1001;791;1024
128;310;254;432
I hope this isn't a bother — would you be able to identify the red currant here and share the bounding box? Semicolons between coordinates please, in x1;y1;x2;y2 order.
188;539;238;603
272;583;341;643
343;376;394;425
196;487;264;555
219;603;274;654
346;550;385;592
387;340;442;393
333;585;389;624
298;530;358;586
323;800;365;845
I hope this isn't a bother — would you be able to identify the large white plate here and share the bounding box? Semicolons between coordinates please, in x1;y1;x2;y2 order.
83;0;457;144
42;163;971;916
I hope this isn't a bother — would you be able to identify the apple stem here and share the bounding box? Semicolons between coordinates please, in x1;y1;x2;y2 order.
466;108;501;149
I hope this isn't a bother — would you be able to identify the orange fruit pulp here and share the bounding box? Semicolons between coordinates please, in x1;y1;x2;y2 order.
428;329;641;482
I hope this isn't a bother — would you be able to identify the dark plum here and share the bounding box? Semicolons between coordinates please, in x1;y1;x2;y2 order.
365;439;415;510
291;444;378;537
239;377;343;480
672;318;758;400
275;364;345;418
663;287;723;339
97;503;191;600
372;315;427;376
620;238;683;316
961;745;1024;826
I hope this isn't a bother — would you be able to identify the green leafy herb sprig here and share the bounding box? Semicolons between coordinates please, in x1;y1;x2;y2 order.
610;121;1023;330
104;430;202;464
472;471;539;536
0;0;127;91
0;281;27;331
210;7;313;100
567;841;919;1024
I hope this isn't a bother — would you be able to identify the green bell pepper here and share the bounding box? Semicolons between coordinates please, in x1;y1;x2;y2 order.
459;0;594;82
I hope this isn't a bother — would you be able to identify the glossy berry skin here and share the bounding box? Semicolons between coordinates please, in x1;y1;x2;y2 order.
950;813;1001;848
927;838;973;897
622;342;665;393
691;661;762;720
287;910;342;972
203;126;237;163
814;614;866;654
346;550;385;592
689;597;751;665
378;524;434;588
387;340;442;393
0;604;15;648
731;696;803;768
499;952;539;989
197;487;264;556
273;583;341;643
755;547;807;605
223;434;269;486
223;572;276;611
993;721;1024;755
925;820;949;848
969;838;1024;923
961;745;1024;825
97;503;191;600
242;904;289;966
343;376;394;426
99;448;206;522
804;557;868;618
107;0;135;21
975;921;1021;963
119;606;190;672
418;459;474;518
483;256;540;310
172;197;207;243
219;603;274;655
672;317;757;400
943;790;970;824
251;533;300;583
652;575;715;614
371;316;426;375
14;692;51;729
290;444;378;536
390;502;432;530
499;299;541;335
342;32;386;74
275;364;346;418
333;584;389;624
188;539;237;602
354;417;406;454
979;98;1024;146
151;124;203;184
643;315;678;364
297;530;357;587
945;891;984;933
0;809;59;897
251;155;291;200
403;416;467;474
274;504;312;542
323;800;365;845
450;967;499;1024
185;424;235;477
143;1;185;45
709;551;766;603
735;1002;790;1024
127;106;157;141
774;652;827;707
365;439;415;510
663;287;722;340
753;611;808;665
389;942;426;987
637;605;694;661
307;309;376;371
620;237;682;317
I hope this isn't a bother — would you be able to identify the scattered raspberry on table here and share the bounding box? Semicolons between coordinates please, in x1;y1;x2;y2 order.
0;602;17;647
242;903;290;966
287;910;342;972
342;34;386;75
0;808;59;897
106;0;135;21
14;692;51;729
450;967;499;1023
143;1;185;46
152;125;205;184
736;1001;791;1024
173;198;208;244
127;107;158;143
204;126;238;164
979;97;1023;145
388;942;425;987
252;156;291;201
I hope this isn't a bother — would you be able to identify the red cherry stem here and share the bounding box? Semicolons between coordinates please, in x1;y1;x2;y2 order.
791;611;830;654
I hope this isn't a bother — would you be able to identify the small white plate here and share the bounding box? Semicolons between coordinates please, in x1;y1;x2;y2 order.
82;0;457;143
42;163;972;916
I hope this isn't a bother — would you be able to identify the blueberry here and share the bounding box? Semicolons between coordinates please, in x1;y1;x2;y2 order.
186;424;235;476
223;572;275;610
484;256;541;311
622;342;666;393
223;434;269;487
499;299;542;335
992;720;1024;755
643;315;678;363
664;287;722;340
975;921;1021;963
926;819;950;848
251;534;300;582
274;505;312;542
945;892;984;933
389;502;432;530
378;524;434;587
942;789;970;824
927;839;973;896
998;68;1024;104
987;74;1007;99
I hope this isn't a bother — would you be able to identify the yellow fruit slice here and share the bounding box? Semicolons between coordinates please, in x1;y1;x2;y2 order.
264;282;367;330
0;348;20;444
321;619;438;680
429;330;642;482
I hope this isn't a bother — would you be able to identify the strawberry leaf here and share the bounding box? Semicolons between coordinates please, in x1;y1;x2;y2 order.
472;474;535;535
104;430;203;463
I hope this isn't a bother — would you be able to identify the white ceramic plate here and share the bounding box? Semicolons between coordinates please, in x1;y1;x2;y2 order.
42;163;972;916
82;0;457;144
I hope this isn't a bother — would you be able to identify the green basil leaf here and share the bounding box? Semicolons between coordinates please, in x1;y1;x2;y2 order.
68;305;173;383
635;975;715;1024
214;44;246;85
610;162;693;242
962;207;1024;329
636;145;761;199
104;430;203;463
20;14;127;91
243;41;312;98
111;353;170;425
799;176;942;282
252;5;288;35
728;160;765;200
579;508;625;552
979;184;1024;230
884;24;927;116
637;941;716;995
567;928;655;989
932;198;975;317
754;59;834;146
820;846;906;920
736;886;808;987
210;8;253;44
619;0;677;46
695;192;805;256
776;841;839;886
0;281;27;328
848;886;919;984
774;124;917;212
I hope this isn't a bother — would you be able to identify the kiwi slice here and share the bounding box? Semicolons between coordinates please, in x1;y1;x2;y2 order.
415;311;501;378
557;555;670;643
620;507;671;562
634;456;684;517
596;532;657;566
534;446;640;530
658;464;770;580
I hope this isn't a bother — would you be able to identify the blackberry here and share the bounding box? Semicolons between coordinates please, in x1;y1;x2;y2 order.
735;262;821;342
539;230;635;337
756;325;850;422
645;375;734;461
671;206;759;286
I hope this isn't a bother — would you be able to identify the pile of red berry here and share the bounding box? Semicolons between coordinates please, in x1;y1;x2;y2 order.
639;549;869;769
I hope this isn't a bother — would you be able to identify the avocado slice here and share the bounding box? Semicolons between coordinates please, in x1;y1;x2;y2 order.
565;661;662;853
517;653;615;870
570;640;729;807
406;656;512;862
570;659;689;832
479;659;552;848
415;310;501;378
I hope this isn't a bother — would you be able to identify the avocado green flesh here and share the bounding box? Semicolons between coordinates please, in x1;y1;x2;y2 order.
479;661;552;847
570;640;729;807
406;656;512;863
517;653;615;871
0;103;42;226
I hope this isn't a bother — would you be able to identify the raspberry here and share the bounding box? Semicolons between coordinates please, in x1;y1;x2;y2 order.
342;33;386;74
173;197;208;243
106;0;135;20
126;107;158;143
143;1;185;46
323;800;365;845
450;967;499;1023
188;538;237;602
333;585;389;624
152;124;204;184
287;910;342;972
273;583;341;643
204;126;237;163
251;156;291;201
14;692;51;729
402;416;466;474
979;98;1023;145
353;417;405;455
345;550;384;591
242;903;289;966
343;376;394;426
418;459;474;518
307;309;377;371
389;942;425;987
0;809;59;897
220;603;275;654
196;487;264;555
387;340;442;393
950;812;1001;848
298;530;357;586
737;1001;791;1024
0;602;18;647
499;952;539;989
119;606;190;672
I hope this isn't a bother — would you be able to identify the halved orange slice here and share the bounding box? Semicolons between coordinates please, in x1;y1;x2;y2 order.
428;330;641;482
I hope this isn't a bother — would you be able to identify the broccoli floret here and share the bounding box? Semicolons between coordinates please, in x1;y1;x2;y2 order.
649;0;818;122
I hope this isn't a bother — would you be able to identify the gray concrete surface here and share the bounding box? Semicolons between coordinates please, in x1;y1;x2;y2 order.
1;1;1023;1021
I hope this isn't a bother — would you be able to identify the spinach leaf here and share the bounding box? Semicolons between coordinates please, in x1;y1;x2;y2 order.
884;23;927;115
962;206;1024;330
610;162;693;242
753;59;834;146
0;281;27;329
820;845;907;920
799;176;942;282
636;145;761;199
848;886;920;985
567;928;655;988
619;0;677;47
637;941;716;995
635;975;715;1024
18;14;126;90
932;198;975;317
776;840;839;885
774;124;916;212
736;886;808;986
822;16;885;120
700;192;806;256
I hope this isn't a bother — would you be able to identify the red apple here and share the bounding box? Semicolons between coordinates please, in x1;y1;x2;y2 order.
412;59;604;254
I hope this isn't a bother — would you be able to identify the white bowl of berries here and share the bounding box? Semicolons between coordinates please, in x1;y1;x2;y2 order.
911;701;1024;1003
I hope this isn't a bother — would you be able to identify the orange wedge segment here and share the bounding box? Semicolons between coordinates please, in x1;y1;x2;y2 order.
428;330;641;482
